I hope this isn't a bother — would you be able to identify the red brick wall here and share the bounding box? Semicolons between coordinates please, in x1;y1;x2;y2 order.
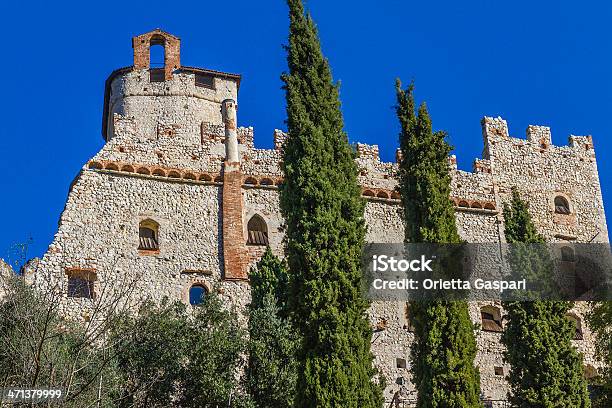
222;168;247;280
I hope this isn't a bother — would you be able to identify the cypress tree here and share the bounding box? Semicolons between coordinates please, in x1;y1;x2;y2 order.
279;1;383;406
502;188;591;408
396;80;482;407
247;248;298;408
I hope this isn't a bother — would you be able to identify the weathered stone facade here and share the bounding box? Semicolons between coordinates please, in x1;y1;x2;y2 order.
32;30;608;404
0;260;14;300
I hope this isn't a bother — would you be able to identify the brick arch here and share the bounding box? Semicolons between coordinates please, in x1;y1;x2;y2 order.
182;279;212;305
471;201;482;209
213;175;223;183
167;170;181;179
89;161;103;170
136;167;150;175
391;191;401;200
363;189;375;197
376;190;389;199
244;176;258;185
121;164;135;173
260;177;274;186
275;178;283;186
105;163;119;171
152;168;166;177
198;173;213;182
183;173;196;181
484;202;496;210
457;200;470;208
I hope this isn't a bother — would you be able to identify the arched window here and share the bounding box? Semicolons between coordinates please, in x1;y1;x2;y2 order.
566;314;583;340
189;284;207;306
403;304;415;332
149;36;165;82
561;246;576;262
139;219;159;250
481;306;503;332
554;196;571;215
247;215;269;246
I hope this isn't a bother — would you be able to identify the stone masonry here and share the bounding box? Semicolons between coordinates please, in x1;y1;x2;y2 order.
31;30;609;404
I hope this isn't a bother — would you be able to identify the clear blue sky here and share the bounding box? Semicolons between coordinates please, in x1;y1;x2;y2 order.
1;0;611;265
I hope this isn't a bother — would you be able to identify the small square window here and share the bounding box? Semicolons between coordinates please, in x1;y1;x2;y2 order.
494;366;504;376
396;358;407;369
195;73;214;89
66;270;96;299
149;68;165;83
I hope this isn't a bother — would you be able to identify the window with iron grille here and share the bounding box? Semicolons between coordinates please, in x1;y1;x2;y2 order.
247;215;269;246
67;270;96;299
139;219;160;251
195;73;215;89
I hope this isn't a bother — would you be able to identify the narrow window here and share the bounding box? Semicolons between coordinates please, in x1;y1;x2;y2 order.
139;219;160;251
566;314;583;340
561;246;576;262
195;73;214;89
481;306;503;332
247;215;269;246
67;270;95;299
554;196;571;215
149;37;165;82
494;366;504;376
189;284;207;306
404;304;415;332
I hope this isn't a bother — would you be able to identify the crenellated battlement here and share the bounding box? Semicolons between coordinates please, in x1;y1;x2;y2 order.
481;116;596;158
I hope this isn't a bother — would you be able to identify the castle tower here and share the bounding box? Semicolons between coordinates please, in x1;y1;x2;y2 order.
102;29;241;145
98;29;248;280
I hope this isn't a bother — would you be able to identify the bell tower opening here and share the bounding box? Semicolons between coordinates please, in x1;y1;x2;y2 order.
149;35;165;82
132;29;181;81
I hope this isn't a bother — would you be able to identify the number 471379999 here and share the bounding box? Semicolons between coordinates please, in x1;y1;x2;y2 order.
1;388;64;402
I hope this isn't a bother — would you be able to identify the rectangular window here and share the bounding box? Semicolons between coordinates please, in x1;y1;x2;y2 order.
66;270;96;299
396;358;407;369
195;73;214;89
494;366;504;376
150;68;165;83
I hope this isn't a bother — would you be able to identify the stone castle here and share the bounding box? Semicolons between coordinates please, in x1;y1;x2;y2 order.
27;30;608;404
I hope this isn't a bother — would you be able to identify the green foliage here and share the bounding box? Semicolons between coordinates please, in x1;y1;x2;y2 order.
502;189;591;408
0;274;121;407
587;301;612;408
396;80;460;244
503;187;556;297
247;248;299;408
279;1;383;406
503;188;545;245
396;80;482;407
249;247;290;315
112;293;252;408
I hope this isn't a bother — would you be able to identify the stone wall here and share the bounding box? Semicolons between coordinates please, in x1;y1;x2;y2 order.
0;259;14;300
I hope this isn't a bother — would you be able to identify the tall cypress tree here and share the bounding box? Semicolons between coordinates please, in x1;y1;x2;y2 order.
502;188;591;407
396;80;482;407
279;1;383;406
247;248;298;408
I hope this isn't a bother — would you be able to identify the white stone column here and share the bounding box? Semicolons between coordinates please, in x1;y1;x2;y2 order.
222;99;240;166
